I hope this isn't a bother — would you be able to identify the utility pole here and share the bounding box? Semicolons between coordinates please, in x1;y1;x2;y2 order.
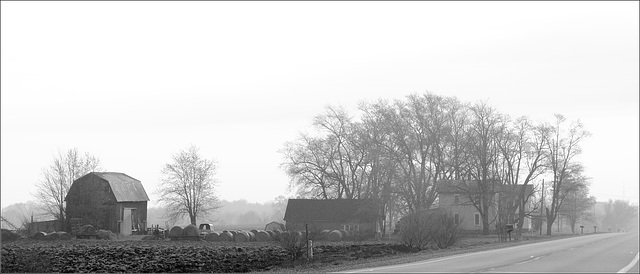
540;179;544;235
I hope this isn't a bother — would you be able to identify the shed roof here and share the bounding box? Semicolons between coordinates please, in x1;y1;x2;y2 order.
93;172;150;202
283;199;378;222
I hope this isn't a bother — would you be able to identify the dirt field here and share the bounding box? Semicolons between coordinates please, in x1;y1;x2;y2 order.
1;231;587;273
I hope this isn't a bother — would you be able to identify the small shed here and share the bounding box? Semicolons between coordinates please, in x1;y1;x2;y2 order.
283;199;379;236
265;221;285;231
65;172;149;235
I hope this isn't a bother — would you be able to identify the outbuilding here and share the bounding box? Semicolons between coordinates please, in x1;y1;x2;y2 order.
283;199;379;237
65;172;149;235
265;221;285;231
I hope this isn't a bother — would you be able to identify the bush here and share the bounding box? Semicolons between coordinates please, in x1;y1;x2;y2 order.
398;211;432;250
430;211;463;249
398;209;462;251
277;230;306;263
1;229;23;242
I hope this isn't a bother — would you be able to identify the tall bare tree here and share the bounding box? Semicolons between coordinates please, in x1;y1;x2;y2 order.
34;148;102;226
544;114;590;235
465;102;505;235
559;169;596;233
158;145;221;225
497;117;548;239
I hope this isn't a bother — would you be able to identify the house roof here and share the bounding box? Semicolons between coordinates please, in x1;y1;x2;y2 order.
92;172;150;202
436;180;534;196
283;199;378;222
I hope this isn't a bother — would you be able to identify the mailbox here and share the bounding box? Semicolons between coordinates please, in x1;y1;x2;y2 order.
505;224;514;233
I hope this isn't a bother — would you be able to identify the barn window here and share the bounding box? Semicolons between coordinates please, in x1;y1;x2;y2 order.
474;213;480;226
454;194;460;205
454;213;459;225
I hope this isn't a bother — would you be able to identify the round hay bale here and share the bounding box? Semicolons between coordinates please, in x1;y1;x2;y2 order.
320;230;331;240
33;231;48;240
218;231;233;242
327;230;342;242
46;232;61;241
234;231;250;242
204;232;220;242
271;230;281;241
248;231;256;241
182;224;199;236
256;230;271;242
80;224;96;235
278;231;290;241
96;230;116;240
229;230;238;237
169;226;183;237
266;230;274;238
250;229;259;235
338;229;350;239
55;231;72;240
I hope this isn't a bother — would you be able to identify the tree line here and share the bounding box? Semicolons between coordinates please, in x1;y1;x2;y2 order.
280;92;591;236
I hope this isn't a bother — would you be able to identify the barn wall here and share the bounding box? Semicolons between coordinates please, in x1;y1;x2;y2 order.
28;220;60;235
65;174;117;233
286;220;376;236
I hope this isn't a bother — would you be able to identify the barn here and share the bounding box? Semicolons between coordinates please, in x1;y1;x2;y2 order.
283;199;379;237
65;172;149;235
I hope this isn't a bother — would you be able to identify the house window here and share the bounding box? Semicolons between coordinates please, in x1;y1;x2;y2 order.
454;213;459;225
454;194;460;205
474;213;480;226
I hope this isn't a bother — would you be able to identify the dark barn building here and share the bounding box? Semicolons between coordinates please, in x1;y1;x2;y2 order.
65;172;149;235
283;199;379;237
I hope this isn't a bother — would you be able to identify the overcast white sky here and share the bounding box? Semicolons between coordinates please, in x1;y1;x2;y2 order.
2;2;638;209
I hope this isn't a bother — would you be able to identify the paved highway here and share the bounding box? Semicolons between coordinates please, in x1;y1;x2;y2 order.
346;232;639;273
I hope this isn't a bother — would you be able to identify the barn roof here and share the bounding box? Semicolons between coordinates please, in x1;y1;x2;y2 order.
93;172;150;202
283;199;378;222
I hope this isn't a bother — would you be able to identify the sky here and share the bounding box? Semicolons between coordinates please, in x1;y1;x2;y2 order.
1;1;638;209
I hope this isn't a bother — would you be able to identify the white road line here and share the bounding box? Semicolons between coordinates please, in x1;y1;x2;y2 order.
343;233;619;273
617;252;639;273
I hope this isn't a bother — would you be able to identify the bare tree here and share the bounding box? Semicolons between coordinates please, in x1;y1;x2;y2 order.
465;102;505;235
34;148;102;226
602;199;639;232
158;145;221;225
559;174;596;234
544;114;590;235
497;117;548;239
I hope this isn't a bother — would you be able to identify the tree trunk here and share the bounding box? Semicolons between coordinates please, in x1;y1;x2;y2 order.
545;207;554;236
515;204;526;239
482;200;490;235
190;214;197;226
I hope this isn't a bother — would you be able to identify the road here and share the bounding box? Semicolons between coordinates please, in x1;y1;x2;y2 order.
346;232;639;273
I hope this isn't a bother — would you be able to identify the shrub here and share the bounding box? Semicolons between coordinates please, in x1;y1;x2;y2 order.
398;209;463;251
430;211;463;249
398;211;433;250
277;230;306;263
1;229;22;242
